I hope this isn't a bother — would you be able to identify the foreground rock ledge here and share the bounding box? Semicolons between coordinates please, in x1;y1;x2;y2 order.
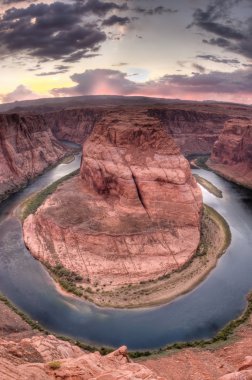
24;110;202;293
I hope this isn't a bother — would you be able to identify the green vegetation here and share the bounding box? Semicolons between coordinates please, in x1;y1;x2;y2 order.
21;169;79;222
194;174;223;198
48;361;61;370
0;293;45;332
44;262;84;297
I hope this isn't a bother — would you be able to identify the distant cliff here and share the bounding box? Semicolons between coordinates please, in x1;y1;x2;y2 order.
43;108;103;144
208;118;252;189
148;108;228;155
0;113;67;202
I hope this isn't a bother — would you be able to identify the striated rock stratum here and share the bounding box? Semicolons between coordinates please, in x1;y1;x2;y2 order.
0;113;67;202
208;118;252;189
24;110;202;290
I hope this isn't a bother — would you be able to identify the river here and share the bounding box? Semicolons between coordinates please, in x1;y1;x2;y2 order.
0;154;252;350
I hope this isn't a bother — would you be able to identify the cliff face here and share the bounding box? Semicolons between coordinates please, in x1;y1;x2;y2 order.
148;108;228;155
23;110;202;291
0;113;67;202
208;118;252;188
43;108;103;144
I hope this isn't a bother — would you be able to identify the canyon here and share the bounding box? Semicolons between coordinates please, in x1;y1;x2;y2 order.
23;109;202;297
1;97;252;379
0;100;251;203
208;118;252;189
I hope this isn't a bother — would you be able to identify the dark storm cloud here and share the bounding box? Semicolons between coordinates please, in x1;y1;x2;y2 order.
189;0;252;59
197;54;240;65
102;15;130;26
0;0;128;62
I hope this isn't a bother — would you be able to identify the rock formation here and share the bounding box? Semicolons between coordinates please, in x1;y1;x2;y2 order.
23;110;202;291
148;108;228;155
208;118;252;189
0;338;164;380
0;113;67;202
43;108;103;144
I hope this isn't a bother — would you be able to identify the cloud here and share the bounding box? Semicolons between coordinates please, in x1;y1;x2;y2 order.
1;85;40;103
50;67;252;103
0;0;129;62
196;54;240;65
112;62;128;67
102;15;130;26
133;6;178;15
3;0;38;4
51;69;138;96
189;0;252;59
192;63;206;73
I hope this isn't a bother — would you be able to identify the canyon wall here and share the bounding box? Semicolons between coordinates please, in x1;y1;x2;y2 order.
148;108;228;155
0;113;67;202
23;110;202;291
43;108;103;144
208;118;252;189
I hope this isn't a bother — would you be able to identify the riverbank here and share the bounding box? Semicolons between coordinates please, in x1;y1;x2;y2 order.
207;160;252;190
192;155;252;190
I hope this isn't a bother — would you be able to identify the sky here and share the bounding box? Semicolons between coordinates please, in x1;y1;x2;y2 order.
0;0;251;104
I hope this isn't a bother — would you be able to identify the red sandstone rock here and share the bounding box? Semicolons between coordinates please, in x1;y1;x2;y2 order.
43;108;103;144
0;338;165;380
23;110;202;290
0;113;67;202
208;118;252;189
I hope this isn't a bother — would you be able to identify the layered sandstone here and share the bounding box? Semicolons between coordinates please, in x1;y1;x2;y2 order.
0;338;164;380
208;118;252;189
23;110;202;292
43;108;103;144
0;113;67;202
148;108;228;155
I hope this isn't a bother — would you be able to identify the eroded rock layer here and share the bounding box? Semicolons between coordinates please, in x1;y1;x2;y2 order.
148;108;228;155
0;113;67;202
43;108;103;144
0;338;164;380
24;110;202;290
208;118;252;189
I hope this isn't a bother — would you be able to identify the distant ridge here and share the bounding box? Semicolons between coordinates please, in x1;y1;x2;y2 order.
0;95;250;114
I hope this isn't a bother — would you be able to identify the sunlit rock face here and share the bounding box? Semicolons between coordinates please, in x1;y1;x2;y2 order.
24;109;202;289
0;113;67;202
208;118;252;189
